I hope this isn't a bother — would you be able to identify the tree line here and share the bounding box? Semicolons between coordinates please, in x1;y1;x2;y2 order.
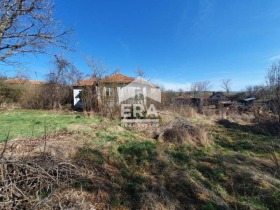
0;0;280;122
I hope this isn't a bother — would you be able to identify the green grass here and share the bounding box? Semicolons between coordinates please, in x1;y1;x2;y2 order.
118;141;157;166
0;110;100;141
1;109;280;209
214;126;280;158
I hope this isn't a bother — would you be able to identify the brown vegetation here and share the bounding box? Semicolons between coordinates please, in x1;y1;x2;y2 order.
156;119;211;147
0;106;280;209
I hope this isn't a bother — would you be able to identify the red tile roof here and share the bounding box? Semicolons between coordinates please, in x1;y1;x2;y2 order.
101;73;134;84
4;78;45;85
72;78;98;87
72;73;159;88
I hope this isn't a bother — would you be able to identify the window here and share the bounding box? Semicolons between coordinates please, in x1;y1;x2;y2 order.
105;87;113;96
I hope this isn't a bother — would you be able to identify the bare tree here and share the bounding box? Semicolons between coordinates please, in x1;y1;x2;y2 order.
86;57;107;79
136;68;145;78
48;55;82;85
266;61;280;122
245;84;266;99
178;88;184;96
81;57;108;112
190;82;198;97
46;55;81;109
0;0;72;64
201;80;212;93
221;79;231;93
191;81;211;97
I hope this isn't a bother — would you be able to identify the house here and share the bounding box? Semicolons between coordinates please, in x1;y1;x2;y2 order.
118;77;160;105
72;73;159;110
209;92;229;101
72;78;98;109
100;73;135;107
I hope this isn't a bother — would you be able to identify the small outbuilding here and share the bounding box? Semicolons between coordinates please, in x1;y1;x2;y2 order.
175;95;203;107
238;97;256;106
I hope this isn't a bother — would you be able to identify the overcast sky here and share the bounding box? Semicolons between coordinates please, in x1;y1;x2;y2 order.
4;0;280;91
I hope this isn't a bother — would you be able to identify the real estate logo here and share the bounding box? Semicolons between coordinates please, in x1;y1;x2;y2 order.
119;77;161;127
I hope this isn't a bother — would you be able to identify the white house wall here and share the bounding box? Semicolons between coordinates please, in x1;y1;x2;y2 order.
73;87;83;109
119;82;161;104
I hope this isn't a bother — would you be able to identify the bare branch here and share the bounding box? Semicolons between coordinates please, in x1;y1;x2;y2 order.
85;56;107;79
0;0;73;65
221;79;231;93
190;81;212;97
45;55;82;109
136;68;145;78
266;61;280;122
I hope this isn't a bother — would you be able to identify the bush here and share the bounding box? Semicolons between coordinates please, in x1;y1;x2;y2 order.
19;83;73;110
159;120;212;147
0;83;22;104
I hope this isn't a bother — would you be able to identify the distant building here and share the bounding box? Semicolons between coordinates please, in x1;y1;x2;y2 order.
175;95;203;107
238;97;256;106
209;92;229;101
208;92;232;107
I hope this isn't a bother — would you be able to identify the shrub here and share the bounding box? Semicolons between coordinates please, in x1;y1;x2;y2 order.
0;83;22;104
159;120;212;147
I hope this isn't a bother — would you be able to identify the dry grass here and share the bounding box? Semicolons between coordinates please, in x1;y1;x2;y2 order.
161;105;198;120
157;119;212;147
1;109;280;209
